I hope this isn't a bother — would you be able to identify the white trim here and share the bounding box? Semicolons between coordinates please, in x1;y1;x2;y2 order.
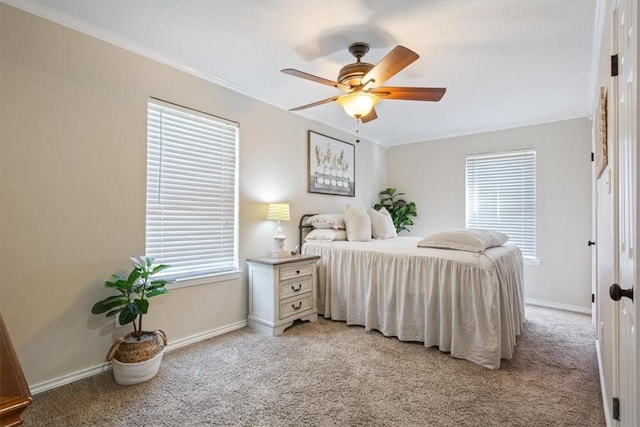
524;258;541;267
596;338;613;427
387;112;589;147
2;0;592;150
29;319;247;395
29;362;112;395
3;0;593;149
146;100;239;280
170;270;243;290
525;298;592;314
2;0;289;111
164;319;246;352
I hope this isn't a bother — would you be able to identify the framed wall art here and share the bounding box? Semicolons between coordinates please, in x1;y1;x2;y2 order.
307;130;355;197
595;86;608;179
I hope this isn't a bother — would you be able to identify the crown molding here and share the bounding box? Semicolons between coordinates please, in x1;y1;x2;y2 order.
388;112;590;147
2;0;290;110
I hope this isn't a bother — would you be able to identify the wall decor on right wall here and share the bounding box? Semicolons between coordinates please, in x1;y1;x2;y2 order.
595;86;608;179
307;130;355;197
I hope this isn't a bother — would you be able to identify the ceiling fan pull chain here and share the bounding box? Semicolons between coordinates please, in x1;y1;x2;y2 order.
355;118;361;143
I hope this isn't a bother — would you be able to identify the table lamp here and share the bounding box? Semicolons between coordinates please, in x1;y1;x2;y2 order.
267;203;290;257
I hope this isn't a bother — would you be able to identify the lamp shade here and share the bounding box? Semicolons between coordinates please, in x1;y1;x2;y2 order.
337;92;380;118
267;203;290;221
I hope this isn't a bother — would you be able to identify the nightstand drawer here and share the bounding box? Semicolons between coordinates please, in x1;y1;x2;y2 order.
280;264;314;281
279;294;313;320
280;277;313;300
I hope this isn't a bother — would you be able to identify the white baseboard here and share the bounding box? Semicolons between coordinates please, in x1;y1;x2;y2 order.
525;298;592;314
30;363;112;395
30;319;247;395
595;339;612;427
164;319;247;353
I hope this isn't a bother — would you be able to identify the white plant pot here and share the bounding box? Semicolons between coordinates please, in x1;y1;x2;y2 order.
111;348;164;385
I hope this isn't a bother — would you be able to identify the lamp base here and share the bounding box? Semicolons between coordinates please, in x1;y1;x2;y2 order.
268;250;290;258
270;234;288;258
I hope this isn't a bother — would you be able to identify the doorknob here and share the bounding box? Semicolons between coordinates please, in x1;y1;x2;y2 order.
609;283;634;301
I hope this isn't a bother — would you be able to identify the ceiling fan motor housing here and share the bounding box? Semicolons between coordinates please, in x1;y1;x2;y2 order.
338;42;374;88
338;62;374;87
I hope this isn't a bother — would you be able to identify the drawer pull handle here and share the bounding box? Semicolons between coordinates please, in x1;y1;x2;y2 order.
296;270;300;274
291;302;302;310
291;284;302;292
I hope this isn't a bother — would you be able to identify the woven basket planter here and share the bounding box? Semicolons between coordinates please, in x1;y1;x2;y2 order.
111;349;165;385
107;329;167;385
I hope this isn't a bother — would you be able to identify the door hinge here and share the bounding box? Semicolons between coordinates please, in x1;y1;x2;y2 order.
591;152;595;162
613;397;620;420
592;293;595;303
611;54;619;77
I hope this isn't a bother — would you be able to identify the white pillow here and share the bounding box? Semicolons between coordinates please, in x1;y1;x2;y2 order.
417;229;509;253
305;213;345;230
343;204;371;242
304;229;347;242
368;207;397;239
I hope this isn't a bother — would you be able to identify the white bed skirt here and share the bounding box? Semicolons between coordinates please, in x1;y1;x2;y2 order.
302;237;525;369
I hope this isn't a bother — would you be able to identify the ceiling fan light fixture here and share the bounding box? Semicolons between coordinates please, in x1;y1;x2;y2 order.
337;92;379;118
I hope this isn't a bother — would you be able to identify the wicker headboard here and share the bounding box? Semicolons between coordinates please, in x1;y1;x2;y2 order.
298;213;317;253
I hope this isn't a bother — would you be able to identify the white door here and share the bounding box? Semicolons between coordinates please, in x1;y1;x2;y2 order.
613;0;638;425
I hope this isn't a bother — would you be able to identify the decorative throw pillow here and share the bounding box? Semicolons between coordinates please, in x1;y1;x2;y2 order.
304;229;347;242
368;207;397;239
343;204;371;242
417;229;509;252
305;213;346;229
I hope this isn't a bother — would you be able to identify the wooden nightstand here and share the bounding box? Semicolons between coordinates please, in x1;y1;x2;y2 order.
247;255;320;336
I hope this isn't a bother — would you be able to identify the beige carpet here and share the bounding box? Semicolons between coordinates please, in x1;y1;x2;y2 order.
24;305;605;426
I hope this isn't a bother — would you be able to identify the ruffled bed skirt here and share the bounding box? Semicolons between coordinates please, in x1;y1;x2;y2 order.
303;237;525;369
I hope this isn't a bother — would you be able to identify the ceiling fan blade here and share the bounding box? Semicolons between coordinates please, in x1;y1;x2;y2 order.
360;107;378;123
289;96;340;111
361;45;419;89
370;87;446;101
281;68;350;91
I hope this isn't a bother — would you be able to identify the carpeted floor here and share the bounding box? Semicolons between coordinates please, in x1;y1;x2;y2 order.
24;305;605;426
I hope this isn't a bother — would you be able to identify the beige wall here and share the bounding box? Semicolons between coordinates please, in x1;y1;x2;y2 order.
0;4;386;388
387;118;593;310
0;3;598;391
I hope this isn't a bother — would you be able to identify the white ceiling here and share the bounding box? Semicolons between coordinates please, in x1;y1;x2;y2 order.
10;0;598;146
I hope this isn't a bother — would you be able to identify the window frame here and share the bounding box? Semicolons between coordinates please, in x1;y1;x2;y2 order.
145;98;241;287
465;149;538;263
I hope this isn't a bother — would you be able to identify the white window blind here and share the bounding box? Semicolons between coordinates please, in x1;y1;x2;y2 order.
146;99;239;280
465;150;536;259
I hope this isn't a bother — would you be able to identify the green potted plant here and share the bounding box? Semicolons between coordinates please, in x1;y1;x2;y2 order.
91;256;173;385
373;188;418;233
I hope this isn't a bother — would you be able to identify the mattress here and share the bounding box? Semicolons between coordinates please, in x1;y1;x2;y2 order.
302;236;525;369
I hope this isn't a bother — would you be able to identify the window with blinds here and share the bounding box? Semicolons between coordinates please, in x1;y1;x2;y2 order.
465;150;536;259
146;99;239;281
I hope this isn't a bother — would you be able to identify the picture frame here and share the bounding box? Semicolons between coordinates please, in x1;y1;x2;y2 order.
307;130;355;197
595;86;608;179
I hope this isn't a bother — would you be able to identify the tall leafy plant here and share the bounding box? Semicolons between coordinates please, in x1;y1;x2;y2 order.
91;256;173;340
373;188;417;233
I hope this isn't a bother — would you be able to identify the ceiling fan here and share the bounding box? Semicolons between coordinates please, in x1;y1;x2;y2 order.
281;42;446;123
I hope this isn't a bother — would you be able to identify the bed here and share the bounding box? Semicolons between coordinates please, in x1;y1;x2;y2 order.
299;214;525;369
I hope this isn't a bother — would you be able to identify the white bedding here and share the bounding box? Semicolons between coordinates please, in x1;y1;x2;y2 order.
302;236;525;369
